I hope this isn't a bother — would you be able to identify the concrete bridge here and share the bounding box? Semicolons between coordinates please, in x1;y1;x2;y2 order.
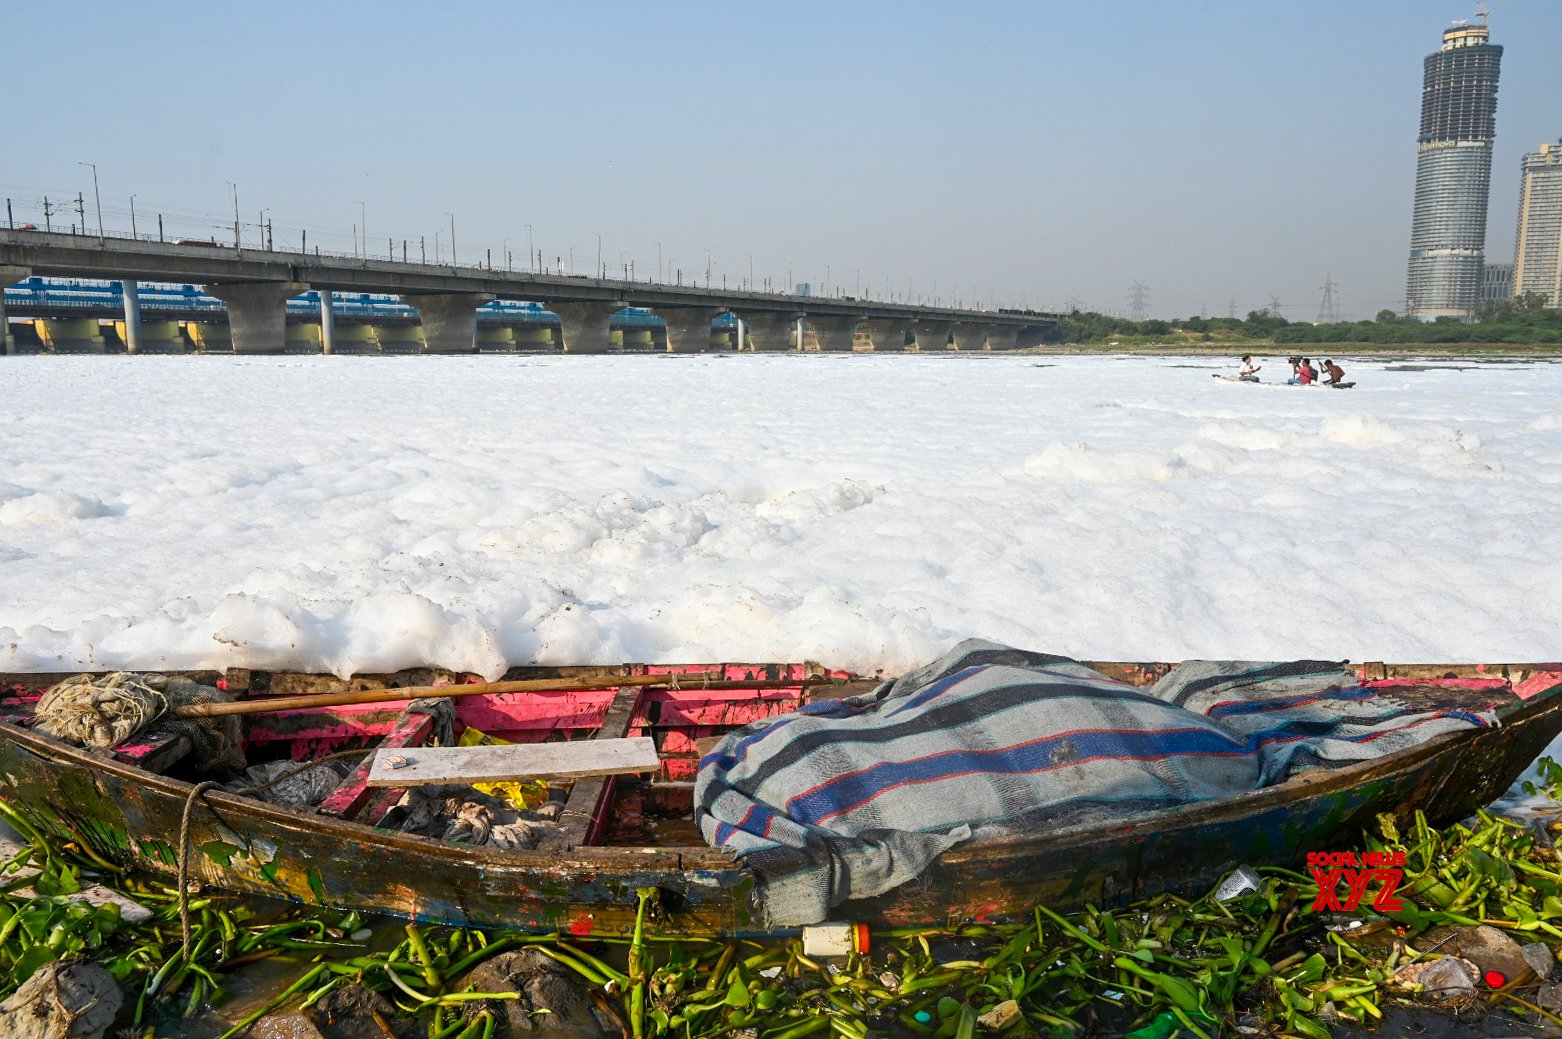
0;230;1060;356
2;278;721;354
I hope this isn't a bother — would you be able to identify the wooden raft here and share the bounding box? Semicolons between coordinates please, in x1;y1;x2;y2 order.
363;736;659;788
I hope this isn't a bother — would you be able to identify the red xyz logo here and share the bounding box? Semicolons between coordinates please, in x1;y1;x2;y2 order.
1307;851;1405;912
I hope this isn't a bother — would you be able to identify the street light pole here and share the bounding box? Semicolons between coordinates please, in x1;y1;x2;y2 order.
78;162;103;243
594;232;602;278
359;202;366;258
129;195;137;239
445;213;456;265
705;248;712;288
226;181;240;251
526;224;534;273
747;254;753;290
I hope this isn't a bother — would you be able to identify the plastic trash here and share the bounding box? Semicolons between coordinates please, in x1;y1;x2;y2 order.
1214;865;1263;901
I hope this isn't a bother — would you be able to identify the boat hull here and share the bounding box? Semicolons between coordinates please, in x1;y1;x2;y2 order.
2;668;1560;936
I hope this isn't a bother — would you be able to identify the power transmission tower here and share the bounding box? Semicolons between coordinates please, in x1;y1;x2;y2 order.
1065;295;1084;313
1316;273;1339;324
1268;295;1283;319
1227;296;1238;319
1129;282;1150;322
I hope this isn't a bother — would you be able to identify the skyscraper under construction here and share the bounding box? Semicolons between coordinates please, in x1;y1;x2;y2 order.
1405;18;1502;320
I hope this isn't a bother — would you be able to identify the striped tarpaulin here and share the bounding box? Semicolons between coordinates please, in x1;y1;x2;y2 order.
694;639;1489;926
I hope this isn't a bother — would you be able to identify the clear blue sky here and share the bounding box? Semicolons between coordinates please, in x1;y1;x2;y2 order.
8;1;1561;320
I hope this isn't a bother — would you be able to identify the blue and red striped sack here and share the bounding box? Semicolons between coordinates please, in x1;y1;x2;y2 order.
694;639;1489;926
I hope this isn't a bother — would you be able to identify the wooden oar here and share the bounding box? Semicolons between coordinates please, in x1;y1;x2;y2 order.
170;672;831;718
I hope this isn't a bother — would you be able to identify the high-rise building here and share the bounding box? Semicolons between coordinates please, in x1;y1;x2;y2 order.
1405;19;1502;320
1513;141;1562;307
1482;262;1514;303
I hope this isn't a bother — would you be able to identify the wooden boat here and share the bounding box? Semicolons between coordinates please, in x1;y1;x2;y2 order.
2;659;1560;938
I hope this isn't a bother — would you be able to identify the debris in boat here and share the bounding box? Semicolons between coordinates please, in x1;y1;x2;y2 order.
391;785;567;850
698;638;1495;926
459;725;554;810
0;961;121;1039
32;671;245;776
463;948;612;1037
225;758;356;808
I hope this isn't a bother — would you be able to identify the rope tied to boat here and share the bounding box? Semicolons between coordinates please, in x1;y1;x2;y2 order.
176;750;371;955
177;780;221;959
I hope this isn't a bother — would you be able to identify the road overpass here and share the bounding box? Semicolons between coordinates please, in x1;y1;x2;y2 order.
0;229;1060;356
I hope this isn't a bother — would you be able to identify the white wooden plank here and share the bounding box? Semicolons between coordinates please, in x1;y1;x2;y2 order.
363;736;660;788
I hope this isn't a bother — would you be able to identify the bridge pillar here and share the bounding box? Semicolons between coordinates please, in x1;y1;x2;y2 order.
952;323;988;351
658;307;721;353
550;301;623;354
805;314;859;352
38;318;105;353
204;281;306;354
127;319;186;353
373;322;424;354
186;319;232;353
1016;325;1050;349
402;292;492;353
914;321;953;352
332;322;380;354
864;317;908;351
735;311;797;351
477;323;517;353
318;290;336;355
120;280;142;354
0;265;29;355
285;318;322;353
986;327;1020;351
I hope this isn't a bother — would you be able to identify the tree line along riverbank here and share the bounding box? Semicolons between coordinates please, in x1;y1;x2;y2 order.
1046;297;1562;353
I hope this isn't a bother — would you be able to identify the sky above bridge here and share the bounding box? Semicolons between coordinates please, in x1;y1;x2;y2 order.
9;0;1562;321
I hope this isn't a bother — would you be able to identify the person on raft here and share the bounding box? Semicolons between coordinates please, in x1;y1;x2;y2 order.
1323;359;1347;385
1288;358;1316;386
1238;355;1261;382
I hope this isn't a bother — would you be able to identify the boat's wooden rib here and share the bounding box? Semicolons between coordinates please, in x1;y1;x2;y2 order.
560;685;644;848
318;705;439;820
113;731;192;774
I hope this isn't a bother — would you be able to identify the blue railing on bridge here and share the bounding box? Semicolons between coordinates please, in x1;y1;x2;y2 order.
1;277;735;327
